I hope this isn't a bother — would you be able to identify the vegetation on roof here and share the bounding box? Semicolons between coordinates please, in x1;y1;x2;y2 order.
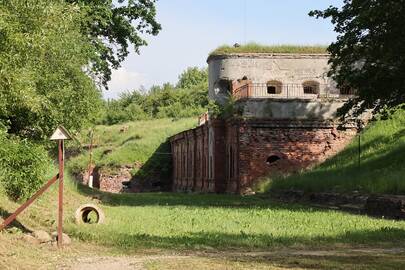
210;43;328;56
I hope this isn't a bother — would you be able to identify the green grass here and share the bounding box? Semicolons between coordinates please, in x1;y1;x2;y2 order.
210;43;328;56
269;108;405;194
3;176;405;268
68;118;197;179
65;188;405;251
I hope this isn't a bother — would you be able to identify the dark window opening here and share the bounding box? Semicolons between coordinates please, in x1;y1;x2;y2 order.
303;81;320;95
267;86;277;94
217;79;232;94
266;80;282;94
304;86;314;94
266;155;281;165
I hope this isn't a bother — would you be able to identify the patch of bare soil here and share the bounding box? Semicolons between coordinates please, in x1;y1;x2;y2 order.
58;255;189;270
59;247;405;270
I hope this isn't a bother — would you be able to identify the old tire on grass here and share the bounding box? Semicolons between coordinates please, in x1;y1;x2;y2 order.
74;204;105;224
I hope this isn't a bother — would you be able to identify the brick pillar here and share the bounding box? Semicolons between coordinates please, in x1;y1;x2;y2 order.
172;142;177;191
209;120;226;193
225;119;240;193
202;125;209;192
185;130;196;191
195;126;205;192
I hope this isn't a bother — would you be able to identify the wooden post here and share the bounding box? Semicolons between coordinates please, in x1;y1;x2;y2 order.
58;139;64;248
50;126;71;248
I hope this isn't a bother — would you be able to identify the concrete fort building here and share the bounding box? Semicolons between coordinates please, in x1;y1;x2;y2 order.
170;46;357;194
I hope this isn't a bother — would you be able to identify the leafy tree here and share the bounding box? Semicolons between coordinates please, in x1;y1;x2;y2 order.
0;0;103;140
177;67;208;89
310;0;405;110
67;0;161;88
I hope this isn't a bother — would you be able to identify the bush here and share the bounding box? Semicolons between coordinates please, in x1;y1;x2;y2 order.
0;132;49;201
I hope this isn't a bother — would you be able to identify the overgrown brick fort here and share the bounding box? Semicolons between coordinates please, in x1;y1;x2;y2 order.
170;47;358;194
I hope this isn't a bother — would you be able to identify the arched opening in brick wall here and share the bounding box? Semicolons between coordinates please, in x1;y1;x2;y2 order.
266;155;281;165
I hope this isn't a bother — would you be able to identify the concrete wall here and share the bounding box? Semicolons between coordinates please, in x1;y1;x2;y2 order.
238;99;346;120
208;53;334;104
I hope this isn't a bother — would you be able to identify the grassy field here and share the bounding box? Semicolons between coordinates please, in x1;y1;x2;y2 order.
210;43;328;55
268;108;405;194
2;177;405;268
66;189;405;251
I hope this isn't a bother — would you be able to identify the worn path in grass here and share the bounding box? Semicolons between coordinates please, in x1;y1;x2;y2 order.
61;247;405;270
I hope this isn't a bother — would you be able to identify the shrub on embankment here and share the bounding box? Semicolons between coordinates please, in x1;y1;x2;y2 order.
267;106;405;194
0;130;49;201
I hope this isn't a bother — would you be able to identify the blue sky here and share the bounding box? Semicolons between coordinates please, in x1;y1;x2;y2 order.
105;0;344;99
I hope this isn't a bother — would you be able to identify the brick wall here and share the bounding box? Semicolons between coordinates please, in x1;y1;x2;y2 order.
170;118;357;194
236;119;357;191
171;124;210;192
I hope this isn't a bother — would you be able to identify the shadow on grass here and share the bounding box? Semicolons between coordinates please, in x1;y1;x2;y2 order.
74;181;322;211
130;141;173;191
0;207;31;233
69;226;405;251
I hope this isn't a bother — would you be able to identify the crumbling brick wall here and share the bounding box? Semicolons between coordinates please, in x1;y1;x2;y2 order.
235;119;357;191
170;118;357;194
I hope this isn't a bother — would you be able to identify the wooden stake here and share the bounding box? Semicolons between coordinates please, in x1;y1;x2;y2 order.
58;140;64;248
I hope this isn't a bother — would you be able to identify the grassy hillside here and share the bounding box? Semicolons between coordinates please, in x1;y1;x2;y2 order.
210;43;328;55
68;118;197;186
268;108;405;194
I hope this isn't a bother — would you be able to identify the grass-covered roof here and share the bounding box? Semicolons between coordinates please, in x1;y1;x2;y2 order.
210;43;329;56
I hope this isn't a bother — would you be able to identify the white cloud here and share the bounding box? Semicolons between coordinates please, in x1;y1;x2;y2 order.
104;68;147;99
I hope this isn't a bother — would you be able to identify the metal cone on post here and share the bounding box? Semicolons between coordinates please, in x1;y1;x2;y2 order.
50;126;72;248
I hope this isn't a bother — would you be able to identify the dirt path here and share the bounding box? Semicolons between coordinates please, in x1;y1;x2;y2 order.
59;247;405;270
59;255;190;270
